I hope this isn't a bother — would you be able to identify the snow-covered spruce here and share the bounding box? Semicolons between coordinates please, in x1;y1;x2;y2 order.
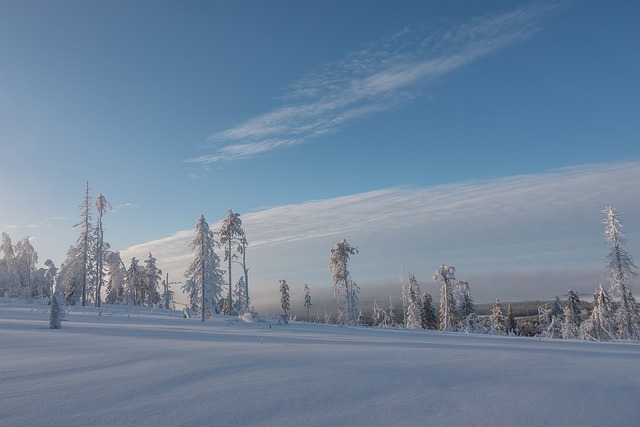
279;279;290;317
603;206;640;340
182;215;224;322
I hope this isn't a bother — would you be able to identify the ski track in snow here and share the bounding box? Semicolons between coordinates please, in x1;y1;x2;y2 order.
1;303;639;427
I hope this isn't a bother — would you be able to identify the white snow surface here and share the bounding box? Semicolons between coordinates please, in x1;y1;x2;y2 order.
1;302;639;427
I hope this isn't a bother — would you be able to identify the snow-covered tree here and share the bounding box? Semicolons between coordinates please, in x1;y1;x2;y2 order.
160;273;176;310
219;209;245;316
400;268;407;325
566;289;582;321
303;284;312;321
372;300;385;327
141;253;162;307
453;280;476;331
49;290;64;329
125;258;144;306
31;263;53;300
93;193;111;307
14;237;38;298
344;281;360;325
1;231;15;262
561;289;582;339
0;231;19;296
0;233;21;298
57;183;96;306
491;299;506;334
104;251;127;304
621;292;640;338
506;304;517;335
434;264;456;331
580;284;616;342
560;306;578;339
219;296;230;315
78;181;93;306
236;235;250;313
387;294;397;327
1;232;14;261
323;310;332;324
0;232;19;297
404;273;423;329
603;207;639;340
43;259;57;298
328;239;359;325
421;292;438;330
539;296;563;338
183;215;224;321
233;276;248;314
21;258;55;300
57;246;83;306
279;279;290;315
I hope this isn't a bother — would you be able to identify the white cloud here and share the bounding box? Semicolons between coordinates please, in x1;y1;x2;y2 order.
122;161;640;312
187;3;564;165
113;203;134;211
2;214;69;231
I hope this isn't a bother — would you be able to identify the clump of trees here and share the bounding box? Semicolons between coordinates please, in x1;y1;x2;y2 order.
0;232;56;300
1;183;179;310
576;207;639;341
54;183;171;309
364;265;476;333
535;207;639;342
313;208;637;343
182;211;252;321
2;183;259;320
251;201;631;342
220;209;249;316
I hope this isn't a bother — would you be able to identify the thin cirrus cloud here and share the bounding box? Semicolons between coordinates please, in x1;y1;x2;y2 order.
186;3;563;165
4;215;69;231
122;161;640;308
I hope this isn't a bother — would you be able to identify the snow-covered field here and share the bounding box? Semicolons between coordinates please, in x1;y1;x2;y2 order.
1;302;638;427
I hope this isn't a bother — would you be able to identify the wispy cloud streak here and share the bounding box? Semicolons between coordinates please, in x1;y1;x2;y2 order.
2;215;69;231
187;3;561;164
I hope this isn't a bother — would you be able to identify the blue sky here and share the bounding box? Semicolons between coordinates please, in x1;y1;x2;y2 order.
1;1;639;311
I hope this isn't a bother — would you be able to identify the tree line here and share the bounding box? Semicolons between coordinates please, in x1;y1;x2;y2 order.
279;207;638;342
0;184;253;322
535;207;639;341
180;211;251;322
0;183;173;310
2;182;638;343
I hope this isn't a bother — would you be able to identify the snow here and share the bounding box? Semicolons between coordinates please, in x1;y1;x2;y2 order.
1;302;639;427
